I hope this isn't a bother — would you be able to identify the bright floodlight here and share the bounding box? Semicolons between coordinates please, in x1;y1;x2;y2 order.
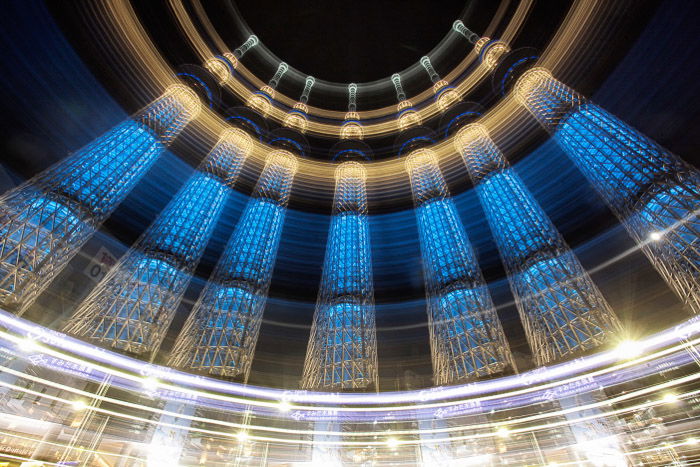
615;339;643;359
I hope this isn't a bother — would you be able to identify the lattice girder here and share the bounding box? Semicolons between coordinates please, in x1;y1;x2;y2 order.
458;126;621;365
516;68;700;314
0;87;198;314
405;150;514;385
170;151;296;381
302;162;378;390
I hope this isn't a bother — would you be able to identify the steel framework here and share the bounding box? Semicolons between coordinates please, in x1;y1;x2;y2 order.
0;86;199;315
404;149;514;385
62;130;247;359
169;150;297;381
458;124;622;365
515;67;700;314
302;162;378;390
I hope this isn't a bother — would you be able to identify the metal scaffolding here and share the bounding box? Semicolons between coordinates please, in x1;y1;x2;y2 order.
62;130;248;359
405;149;514;385
0;85;200;315
169;150;297;381
302;162;378;390
515;67;700;314
458;124;622;365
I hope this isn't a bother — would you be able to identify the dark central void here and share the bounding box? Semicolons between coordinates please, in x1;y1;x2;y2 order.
234;0;468;83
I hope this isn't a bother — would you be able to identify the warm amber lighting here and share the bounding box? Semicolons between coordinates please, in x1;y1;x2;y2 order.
204;57;231;84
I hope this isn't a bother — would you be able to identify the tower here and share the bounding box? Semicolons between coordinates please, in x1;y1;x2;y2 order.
302;161;377;390
62;129;249;359
302;89;377;390
515;67;700;315
404;147;514;384
457;123;622;365
169;149;298;381
0;85;200;315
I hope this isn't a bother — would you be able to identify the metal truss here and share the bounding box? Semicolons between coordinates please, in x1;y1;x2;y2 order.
516;67;700;314
0;86;199;314
458;124;622;366
405;149;514;385
302;162;378;390
170;150;297;381
63;133;244;359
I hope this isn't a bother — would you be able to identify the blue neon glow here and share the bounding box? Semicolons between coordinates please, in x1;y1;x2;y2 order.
556;103;673;209
416;198;479;289
217;198;285;288
478;169;558;264
141;173;228;265
321;212;372;297
50;120;162;215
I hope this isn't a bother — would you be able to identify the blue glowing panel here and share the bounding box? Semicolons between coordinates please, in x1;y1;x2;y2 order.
141;173;228;266
416;198;479;290
320;212;372;298
46;120;163;215
478;169;561;266
556;104;675;212
217;198;285;289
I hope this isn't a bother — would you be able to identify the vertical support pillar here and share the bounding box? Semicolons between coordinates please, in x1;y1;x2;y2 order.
515;67;700;314
302;162;378;390
63;129;249;359
457;124;622;365
404;149;514;384
169;150;297;381
0;86;200;314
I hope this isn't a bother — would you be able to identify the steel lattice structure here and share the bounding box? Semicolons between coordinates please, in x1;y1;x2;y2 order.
302;162;378;390
63;131;247;359
0;85;200;315
515;67;700;314
169;150;297;381
458;124;622;365
404;149;514;385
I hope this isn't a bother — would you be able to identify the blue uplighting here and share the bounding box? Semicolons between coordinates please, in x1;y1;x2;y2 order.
556;103;673;210
478;169;558;265
416;198;479;289
322;212;372;298
218;198;285;288
51;120;162;215
141;173;228;265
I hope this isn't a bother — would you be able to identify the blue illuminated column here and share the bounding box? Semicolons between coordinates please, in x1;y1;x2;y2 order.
0;85;200;315
302;162;378;390
404;149;514;384
62;129;250;359
169;150;297;381
515;67;700;314
457;124;622;365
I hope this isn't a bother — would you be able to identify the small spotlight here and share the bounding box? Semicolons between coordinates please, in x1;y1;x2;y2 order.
615;340;643;359
386;437;400;448
372;420;378;425
278;400;291;412
235;431;249;441
662;393;679;404
649;231;663;241
496;427;510;438
686;437;698;445
71;400;87;411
